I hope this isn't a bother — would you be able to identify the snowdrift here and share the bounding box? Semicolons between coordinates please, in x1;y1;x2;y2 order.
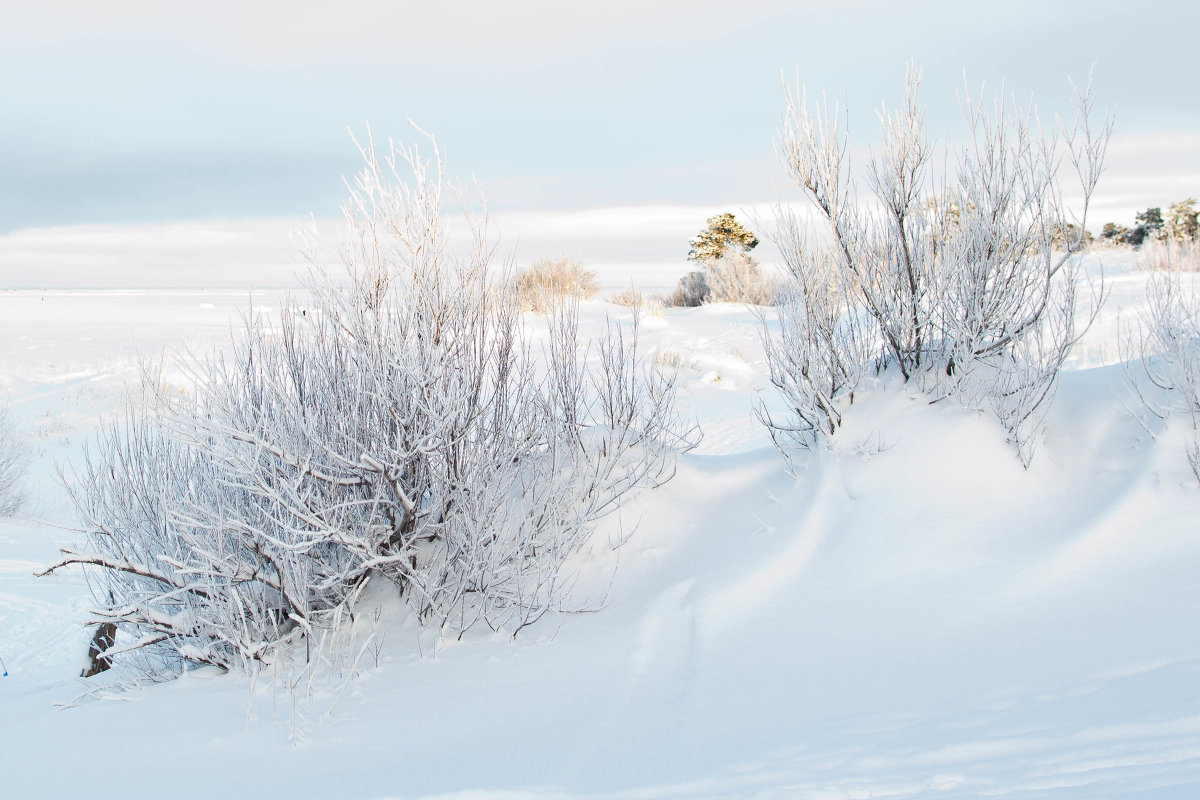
1;243;1198;798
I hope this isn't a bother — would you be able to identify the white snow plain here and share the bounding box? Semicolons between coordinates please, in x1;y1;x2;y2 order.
0;222;1197;799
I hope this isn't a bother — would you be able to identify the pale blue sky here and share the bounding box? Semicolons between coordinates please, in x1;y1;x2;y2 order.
2;0;1196;232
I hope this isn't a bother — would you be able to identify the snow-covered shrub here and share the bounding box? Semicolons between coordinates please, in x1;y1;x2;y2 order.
41;135;696;675
756;214;868;459
762;65;1110;465
704;252;776;305
0;406;26;516
1138;237;1200;273
609;288;665;317
666;269;710;308
667;254;775;307
513;256;599;313
608;287;642;308
1125;274;1200;481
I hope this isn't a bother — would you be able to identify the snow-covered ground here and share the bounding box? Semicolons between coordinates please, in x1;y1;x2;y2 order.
0;228;1198;798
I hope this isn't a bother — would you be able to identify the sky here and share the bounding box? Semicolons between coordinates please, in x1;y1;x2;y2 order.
1;0;1197;234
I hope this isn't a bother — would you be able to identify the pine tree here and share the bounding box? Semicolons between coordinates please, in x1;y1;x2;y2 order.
1131;207;1165;246
687;213;759;264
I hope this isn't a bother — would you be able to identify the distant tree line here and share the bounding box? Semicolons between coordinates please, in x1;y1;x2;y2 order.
1101;199;1198;246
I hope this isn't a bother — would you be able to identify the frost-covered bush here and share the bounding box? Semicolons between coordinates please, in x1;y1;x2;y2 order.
42;136;696;675
760;65;1110;465
666;269;709;308
666;254;774;308
757;220;868;459
1138;237;1200;273
609;288;665;318
704;252;776;305
513;256;599;313
0;407;26;517
1125;274;1200;481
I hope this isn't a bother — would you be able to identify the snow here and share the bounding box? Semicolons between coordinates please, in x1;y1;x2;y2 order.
1;225;1198;798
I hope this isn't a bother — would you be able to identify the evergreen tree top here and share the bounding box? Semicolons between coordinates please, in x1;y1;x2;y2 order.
688;213;759;264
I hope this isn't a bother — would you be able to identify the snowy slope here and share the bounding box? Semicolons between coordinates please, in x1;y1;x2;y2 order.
0;235;1198;799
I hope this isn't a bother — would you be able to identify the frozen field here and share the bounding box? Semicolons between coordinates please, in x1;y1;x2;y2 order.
0;227;1198;798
